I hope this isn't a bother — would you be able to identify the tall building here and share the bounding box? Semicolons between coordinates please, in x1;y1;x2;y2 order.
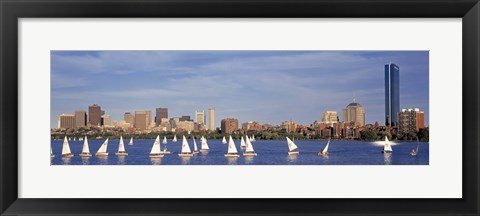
322;111;339;124
135;111;147;131
221;118;238;134
155;107;168;126
145;110;152;127
195;111;206;125
342;98;365;127
124;112;134;126
385;63;400;126
74;110;87;128
88;104;101;127
208;108;216;131
59;114;75;129
398;108;425;133
101;114;111;126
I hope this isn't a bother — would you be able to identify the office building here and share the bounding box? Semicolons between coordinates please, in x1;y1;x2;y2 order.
145;110;152;127
124;112;134;126
322;111;339;124
385;63;400;126
74;110;87;128
101;114;111;126
221;118;238;134
59;114;75;129
208;108;216;131
155;107;168;125
398;108;425;133
195;111;206;125
342;98;365;127
135;111;147;131
88;104;101;126
180;116;191;121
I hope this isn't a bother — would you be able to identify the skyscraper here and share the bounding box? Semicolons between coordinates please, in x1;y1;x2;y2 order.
155;107;168;126
145;110;152;127
398;108;425;133
124;112;134;126
342;98;365;127
101;114;111;126
385;63;400;126
208;108;215;131
59;114;75;129
322;111;339;124
195;110;206;125
74;110;87;128
88;104;101;126
135;111;147;131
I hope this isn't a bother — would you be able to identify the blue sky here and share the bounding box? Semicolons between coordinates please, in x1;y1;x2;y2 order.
51;51;429;128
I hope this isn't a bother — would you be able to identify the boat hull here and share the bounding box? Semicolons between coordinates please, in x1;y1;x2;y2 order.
178;153;193;157
160;151;171;154
243;152;257;156
62;153;74;158
79;153;92;157
149;154;164;158
192;151;199;155
409;152;417;156
95;153;109;157
381;150;392;153
318;152;328;156
224;154;240;158
200;149;209;153
288;151;299;155
115;152;128;156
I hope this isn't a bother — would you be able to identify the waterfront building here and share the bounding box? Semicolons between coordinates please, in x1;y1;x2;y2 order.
242;121;262;132
124;112;134;126
59;114;75;129
74;110;87;128
88;104;101;126
385;63;400;126
342;98;365;127
208;108;216;131
135;111;147;131
195;111;206;125
176;120;195;132
169;117;180;129
322;111;339;125
101;114;111;126
398;108;425;133
155;107;168;126
281;121;297;133
221;118;238;134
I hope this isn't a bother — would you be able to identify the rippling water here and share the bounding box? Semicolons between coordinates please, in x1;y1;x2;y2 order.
50;139;429;165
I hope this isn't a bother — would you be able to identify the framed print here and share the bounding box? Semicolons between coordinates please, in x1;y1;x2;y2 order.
1;0;479;215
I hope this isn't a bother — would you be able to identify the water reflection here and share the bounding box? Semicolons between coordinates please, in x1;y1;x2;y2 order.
226;157;238;165
150;157;162;165
62;157;71;165
81;157;90;165
383;153;392;165
97;156;109;165
244;155;254;164
180;157;191;165
287;154;298;164
117;156;126;165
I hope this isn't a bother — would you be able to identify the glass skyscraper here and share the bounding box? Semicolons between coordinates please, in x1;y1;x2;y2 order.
385;63;400;126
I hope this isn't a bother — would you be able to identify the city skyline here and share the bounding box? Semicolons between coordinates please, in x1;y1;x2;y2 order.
51;51;429;128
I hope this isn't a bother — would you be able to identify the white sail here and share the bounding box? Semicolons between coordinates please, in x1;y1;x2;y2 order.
181;135;192;153
97;138;109;153
201;136;209;150
173;135;178;142
128;137;133;145
227;136;238;154
245;135;255;153
73;137;76;141
118;136;126;152
222;136;227;144
62;136;72;155
286;137;298;152
384;136;393;152
163;136;167;144
252;135;256;141
150;135;161;154
81;136;90;153
193;137;198;152
240;136;246;148
416;137;420;153
322;139;330;154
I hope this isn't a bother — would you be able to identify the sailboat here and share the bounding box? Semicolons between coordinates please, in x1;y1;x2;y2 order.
222;136;227;144
73;137;76;141
115;136;128;156
252;135;256;142
173;135;178;143
286;137;299;155
128;137;134;146
162;136;167;144
178;135;193;157
225;135;240;157
79;137;83;141
149;135;164;158
382;136;393;153
410;137;420;156
200;136;209;153
161;137;172;154
192;136;199;155
95;138;109;157
240;136;246;148
79;136;92;157
243;135;257;156
62;136;74;158
318;138;330;156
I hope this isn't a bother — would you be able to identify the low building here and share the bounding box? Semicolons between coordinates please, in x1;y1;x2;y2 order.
221;118;239;134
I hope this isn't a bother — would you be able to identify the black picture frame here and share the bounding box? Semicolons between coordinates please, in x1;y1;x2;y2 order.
1;0;479;215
